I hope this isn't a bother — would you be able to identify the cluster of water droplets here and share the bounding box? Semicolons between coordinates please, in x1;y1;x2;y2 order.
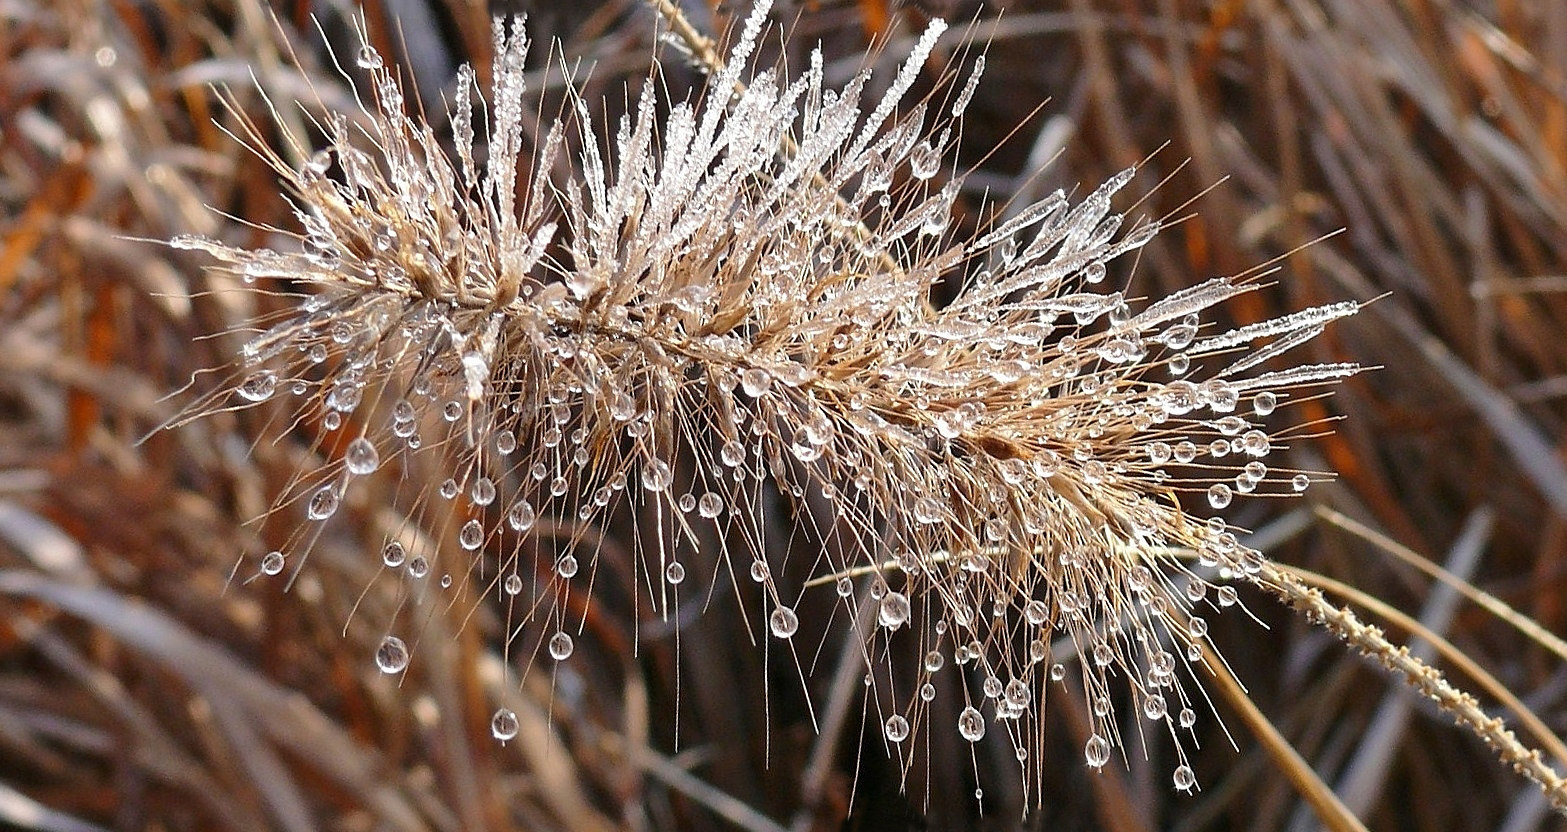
171;0;1364;804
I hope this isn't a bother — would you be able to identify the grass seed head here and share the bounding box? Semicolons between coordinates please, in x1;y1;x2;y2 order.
170;3;1361;806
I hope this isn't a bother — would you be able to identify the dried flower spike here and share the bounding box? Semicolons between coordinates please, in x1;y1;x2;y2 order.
169;2;1374;807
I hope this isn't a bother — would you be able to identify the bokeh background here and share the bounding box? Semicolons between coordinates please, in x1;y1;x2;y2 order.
2;0;1565;830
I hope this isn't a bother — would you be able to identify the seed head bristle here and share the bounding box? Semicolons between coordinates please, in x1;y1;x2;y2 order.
170;6;1362;805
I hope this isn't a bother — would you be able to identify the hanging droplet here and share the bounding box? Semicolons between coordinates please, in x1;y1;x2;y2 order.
344;437;380;475
356;44;382;69
1173;765;1196;791
503;574;523;595
665;562;686;585
697;492;724;518
1085;734;1111;768
471;477;496;506
750;561;770;583
547;631;574;660
407;556;430;578
557;554;579;578
885;714;910;743
878;591;910;628
1144;693;1168;720
1291;473;1310;492
459;519;484;550
642;459;672;491
237;370;278;402
375;636;409;673
382;541;406;567
740;368;771;397
720;441;745;467
1253;391;1277;416
507;500;537;531
769;606;799;638
307;485;340;520
957;706;985;742
491;708;519;741
1207;483;1232;509
259;551;285;575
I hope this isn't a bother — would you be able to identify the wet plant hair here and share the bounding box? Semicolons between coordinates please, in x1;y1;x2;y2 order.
165;0;1567;814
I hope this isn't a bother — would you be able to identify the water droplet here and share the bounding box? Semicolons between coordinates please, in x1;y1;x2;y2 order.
924;650;945;672
665;562;686;584
740;368;772;397
769;606;798;638
697;492;724;518
1291;473;1310;492
260;551;285;575
557;554;579;578
459;520;484;550
878;592;910;628
1253;392;1277;416
642;459;672;491
1049;663;1065;681
547;631;574;660
1207;483;1232;509
909;140;941;179
920;682;936;701
491;708;519;741
440;574;452;588
720;441;745;467
307;485;340;520
345;437;379;475
1173;765;1196;791
677;493;697;513
507;500;537;531
376;636;409;673
495;430;517;454
407;556;429;578
1217;586;1239;607
382;541;406;567
439;479;459;499
1179;707;1197;728
1144;693;1167;720
471;477;496;506
885;714;910;742
504;574;523;595
356;44;382;69
1024;599;1048;625
1085;734;1111;768
957;706;985;741
750;561;770;583
238;370;278;401
836;576;853;597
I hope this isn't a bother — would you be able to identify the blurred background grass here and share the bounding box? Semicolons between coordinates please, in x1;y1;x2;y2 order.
2;0;1565;829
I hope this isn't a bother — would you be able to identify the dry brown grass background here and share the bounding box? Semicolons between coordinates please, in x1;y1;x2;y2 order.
2;0;1566;830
